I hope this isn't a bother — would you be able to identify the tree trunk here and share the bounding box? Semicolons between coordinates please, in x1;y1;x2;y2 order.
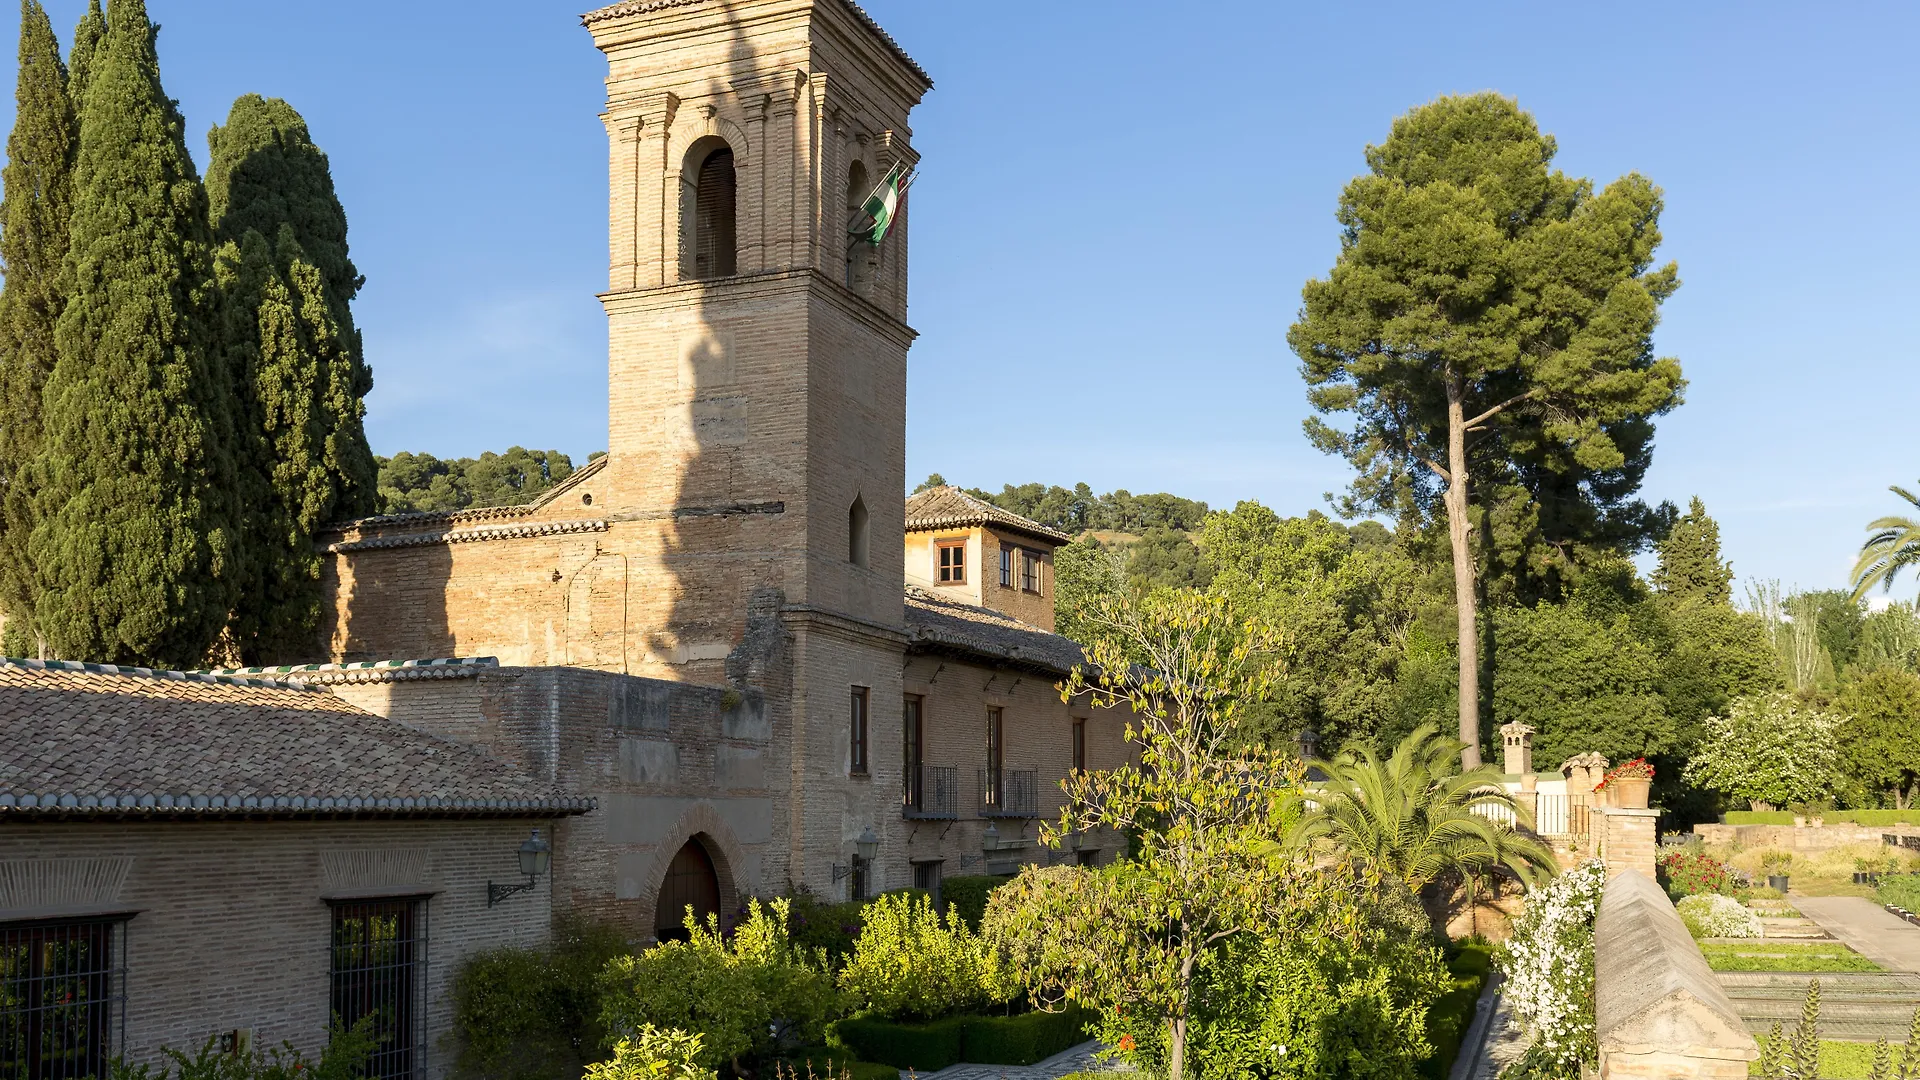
1169;1015;1187;1080
1445;380;1482;769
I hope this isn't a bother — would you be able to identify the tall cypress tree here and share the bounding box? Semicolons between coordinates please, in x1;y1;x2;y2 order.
0;0;75;655
208;94;375;662
1653;496;1734;605
65;0;101;107
31;0;237;666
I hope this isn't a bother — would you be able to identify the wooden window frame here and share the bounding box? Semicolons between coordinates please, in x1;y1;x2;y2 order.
985;706;1004;805
936;538;967;584
1021;549;1041;594
903;694;924;809
1072;717;1086;775
999;547;1012;588
850;686;870;775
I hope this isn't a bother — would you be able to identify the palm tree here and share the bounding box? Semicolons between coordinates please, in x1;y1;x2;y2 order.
1852;483;1920;602
1291;724;1558;893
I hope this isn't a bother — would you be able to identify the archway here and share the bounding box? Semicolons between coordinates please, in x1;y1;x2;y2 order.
654;836;722;941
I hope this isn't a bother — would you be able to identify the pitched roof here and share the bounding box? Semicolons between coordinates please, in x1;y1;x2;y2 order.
904;487;1074;545
0;660;593;819
903;587;1084;675
579;0;931;90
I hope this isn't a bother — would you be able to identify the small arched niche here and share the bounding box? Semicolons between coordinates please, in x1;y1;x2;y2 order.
682;137;737;280
654;836;722;942
848;495;870;568
845;159;873;290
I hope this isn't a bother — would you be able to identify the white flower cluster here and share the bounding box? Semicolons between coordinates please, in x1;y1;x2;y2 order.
1676;894;1761;939
1497;860;1608;1071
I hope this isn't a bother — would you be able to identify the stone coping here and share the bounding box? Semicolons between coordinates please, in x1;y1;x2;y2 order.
1594;869;1759;1065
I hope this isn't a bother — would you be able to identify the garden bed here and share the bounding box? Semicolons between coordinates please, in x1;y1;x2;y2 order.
1699;942;1881;973
829;1007;1096;1072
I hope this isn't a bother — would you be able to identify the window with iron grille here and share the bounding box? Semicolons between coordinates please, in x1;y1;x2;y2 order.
912;860;943;905
329;899;425;1080
1072;717;1086;775
850;687;870;775
936;540;966;583
984;707;1004;806
0;918;126;1080
902;695;923;810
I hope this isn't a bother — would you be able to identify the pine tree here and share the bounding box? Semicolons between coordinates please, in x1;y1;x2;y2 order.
31;0;237;666
0;0;75;654
1653;496;1734;604
65;0;101;107
207;94;375;661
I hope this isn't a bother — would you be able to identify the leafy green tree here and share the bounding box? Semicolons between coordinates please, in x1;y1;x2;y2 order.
1683;692;1842;811
207;95;376;660
1852;483;1920;602
0;0;75;653
1490;601;1671;768
1125;525;1210;590
835;892;1010;1021
1854;602;1920;675
1291;723;1556;896
1653;497;1733;604
910;472;946;493
1291;93;1685;766
31;0;237;666
63;0;101;107
1836;668;1920;808
377;448;576;514
1052;535;1121;645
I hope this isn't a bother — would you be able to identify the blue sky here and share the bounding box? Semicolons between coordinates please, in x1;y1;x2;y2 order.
5;1;1916;597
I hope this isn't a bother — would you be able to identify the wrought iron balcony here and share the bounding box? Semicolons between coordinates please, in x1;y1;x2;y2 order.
903;764;959;820
978;767;1038;818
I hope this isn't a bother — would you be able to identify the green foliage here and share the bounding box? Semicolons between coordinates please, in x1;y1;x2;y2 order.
377;447;577;514
1420;942;1494;1080
1491;600;1671;767
0;0;75;651
968;481;1208;535
1875;874;1920;913
1124;525;1211;591
780;891;869;967
1651;497;1732;604
933;876;1010;932
111;1019;376;1080
33;0;238;666
1851;483;1920;603
64;0;101;106
960;1008;1095;1066
1051;539;1121;646
582;1029;716;1080
1684;692;1842;810
836;891;1010;1021
1837;668;1920;807
599;900;840;1074
1292;723;1557;895
826;1015;967;1072
1699;943;1878;973
449;918;631;1080
778;1050;897;1080
206;94;376;662
1655;850;1731;899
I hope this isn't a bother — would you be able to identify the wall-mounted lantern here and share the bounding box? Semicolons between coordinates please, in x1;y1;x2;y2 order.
487;829;552;907
832;826;880;897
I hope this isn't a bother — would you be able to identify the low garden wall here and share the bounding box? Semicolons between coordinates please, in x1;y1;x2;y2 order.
1592;870;1757;1079
1693;822;1920;851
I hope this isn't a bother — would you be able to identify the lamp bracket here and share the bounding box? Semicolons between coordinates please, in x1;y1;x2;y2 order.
487;875;538;907
831;863;853;883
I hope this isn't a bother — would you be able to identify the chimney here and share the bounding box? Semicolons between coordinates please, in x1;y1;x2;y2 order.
1501;722;1535;776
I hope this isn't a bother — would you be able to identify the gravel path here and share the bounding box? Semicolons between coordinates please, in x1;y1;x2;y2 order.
1792;895;1920;973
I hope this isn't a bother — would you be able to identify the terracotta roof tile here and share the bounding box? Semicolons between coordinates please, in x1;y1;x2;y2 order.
903;587;1084;675
0;661;591;819
904;487;1073;545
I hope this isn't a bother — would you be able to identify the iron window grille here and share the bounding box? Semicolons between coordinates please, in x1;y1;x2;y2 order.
849;687;870;775
903;764;959;819
0;918;126;1080
329;899;427;1080
979;767;1038;817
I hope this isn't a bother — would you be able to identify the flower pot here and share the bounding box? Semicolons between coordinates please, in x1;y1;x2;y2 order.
1792;816;1807;828
1611;776;1651;810
1768;874;1791;893
1811;817;1826;827
1855;872;1869;884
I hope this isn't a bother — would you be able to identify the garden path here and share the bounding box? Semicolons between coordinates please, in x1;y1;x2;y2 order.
1791;895;1920;972
909;1041;1117;1080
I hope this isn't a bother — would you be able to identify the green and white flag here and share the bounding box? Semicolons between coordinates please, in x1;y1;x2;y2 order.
853;163;908;246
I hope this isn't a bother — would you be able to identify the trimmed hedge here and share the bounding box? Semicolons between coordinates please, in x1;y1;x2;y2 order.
1419;942;1493;1080
783;1047;900;1080
938;874;1013;929
1723;809;1920;826
830;1015;968;1071
828;1008;1094;1071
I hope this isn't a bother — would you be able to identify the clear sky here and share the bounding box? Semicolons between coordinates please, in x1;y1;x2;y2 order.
4;1;1916;597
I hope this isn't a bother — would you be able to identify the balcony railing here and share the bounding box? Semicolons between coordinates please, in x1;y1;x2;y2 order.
903;764;959;820
979;767;1038;818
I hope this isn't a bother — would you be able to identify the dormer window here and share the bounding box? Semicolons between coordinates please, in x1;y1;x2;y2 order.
1021;550;1041;593
936;539;966;584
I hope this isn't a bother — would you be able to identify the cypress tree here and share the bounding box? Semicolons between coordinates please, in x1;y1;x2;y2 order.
208;95;375;661
1653;497;1734;605
65;0;101;107
0;0;75;654
32;0;238;666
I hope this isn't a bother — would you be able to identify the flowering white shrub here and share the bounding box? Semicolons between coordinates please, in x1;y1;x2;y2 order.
1497;860;1607;1076
1676;894;1762;939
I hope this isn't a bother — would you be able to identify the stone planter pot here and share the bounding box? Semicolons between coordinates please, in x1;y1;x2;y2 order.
1792;816;1807;827
1855;872;1872;884
1768;874;1791;893
1610;776;1651;810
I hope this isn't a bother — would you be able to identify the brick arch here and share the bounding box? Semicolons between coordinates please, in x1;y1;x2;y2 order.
637;801;751;937
670;113;749;169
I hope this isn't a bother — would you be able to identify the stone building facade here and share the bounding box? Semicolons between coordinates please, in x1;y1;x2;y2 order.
291;0;1128;941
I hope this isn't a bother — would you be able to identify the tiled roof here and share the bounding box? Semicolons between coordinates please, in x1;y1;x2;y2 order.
197;657;499;687
0;660;593;819
321;454;607;534
904;487;1073;545
903;587;1084;675
579;0;932;90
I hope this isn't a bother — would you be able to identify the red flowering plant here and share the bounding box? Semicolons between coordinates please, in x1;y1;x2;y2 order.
1656;849;1730;899
1593;758;1654;791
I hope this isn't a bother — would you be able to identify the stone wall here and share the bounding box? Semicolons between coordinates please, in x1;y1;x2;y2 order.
1593;869;1757;1078
1693;821;1920;851
0;819;552;1080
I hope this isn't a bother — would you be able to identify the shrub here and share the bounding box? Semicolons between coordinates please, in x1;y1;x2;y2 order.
600;899;840;1074
827;1015;969;1071
1676;895;1762;939
1656;850;1731;899
583;1028;716;1080
782;892;870;966
450;918;631;1080
780;1047;902;1080
962;1008;1095;1066
1499;860;1608;1075
838;891;1010;1021
1684;692;1842;810
1878;874;1920;912
1420;942;1494;1080
112;1021;376;1080
937;874;1012;929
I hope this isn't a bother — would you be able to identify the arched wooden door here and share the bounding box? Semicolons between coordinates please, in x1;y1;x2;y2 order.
655;837;721;941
